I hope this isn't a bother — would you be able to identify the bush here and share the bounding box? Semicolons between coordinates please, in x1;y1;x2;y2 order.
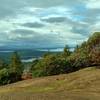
32;32;100;77
32;54;73;77
0;68;10;85
0;68;22;85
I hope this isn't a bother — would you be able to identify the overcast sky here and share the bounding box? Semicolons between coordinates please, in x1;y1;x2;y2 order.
0;0;100;49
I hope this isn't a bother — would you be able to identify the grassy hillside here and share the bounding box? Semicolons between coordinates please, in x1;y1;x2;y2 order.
0;67;100;100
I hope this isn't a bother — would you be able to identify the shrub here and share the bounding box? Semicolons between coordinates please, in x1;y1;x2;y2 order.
0;68;10;85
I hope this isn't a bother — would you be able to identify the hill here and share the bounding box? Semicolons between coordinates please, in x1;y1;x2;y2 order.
0;67;100;100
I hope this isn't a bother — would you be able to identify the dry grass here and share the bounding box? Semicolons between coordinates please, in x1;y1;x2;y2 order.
0;67;100;100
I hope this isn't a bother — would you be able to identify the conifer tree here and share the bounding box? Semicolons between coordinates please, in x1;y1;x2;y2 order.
63;45;71;58
9;51;23;76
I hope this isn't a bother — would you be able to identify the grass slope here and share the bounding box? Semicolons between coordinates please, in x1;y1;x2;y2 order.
0;67;100;100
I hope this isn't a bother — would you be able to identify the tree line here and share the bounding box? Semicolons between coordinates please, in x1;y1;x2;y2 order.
0;32;99;85
31;32;100;77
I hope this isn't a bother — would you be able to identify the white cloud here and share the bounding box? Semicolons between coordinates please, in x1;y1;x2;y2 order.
85;0;100;9
0;0;99;48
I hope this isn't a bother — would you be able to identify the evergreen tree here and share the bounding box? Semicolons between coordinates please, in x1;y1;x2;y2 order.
63;45;71;58
0;59;6;70
9;51;23;76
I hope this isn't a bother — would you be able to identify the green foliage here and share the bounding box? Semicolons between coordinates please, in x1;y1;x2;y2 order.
32;32;100;77
0;51;24;85
9;51;23;75
0;32;99;85
0;68;10;85
87;32;100;49
32;54;73;77
0;59;7;70
62;45;71;58
30;59;39;73
0;52;24;85
0;68;22;85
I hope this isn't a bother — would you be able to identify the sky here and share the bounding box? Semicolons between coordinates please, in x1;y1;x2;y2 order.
0;0;100;49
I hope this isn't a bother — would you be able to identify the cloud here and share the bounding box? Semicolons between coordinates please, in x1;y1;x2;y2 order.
12;29;35;35
21;22;45;28
24;0;83;8
85;0;100;9
41;17;66;23
8;29;36;40
71;25;89;36
0;0;27;19
0;0;100;48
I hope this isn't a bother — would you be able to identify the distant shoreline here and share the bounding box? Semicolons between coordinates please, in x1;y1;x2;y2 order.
21;57;42;63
